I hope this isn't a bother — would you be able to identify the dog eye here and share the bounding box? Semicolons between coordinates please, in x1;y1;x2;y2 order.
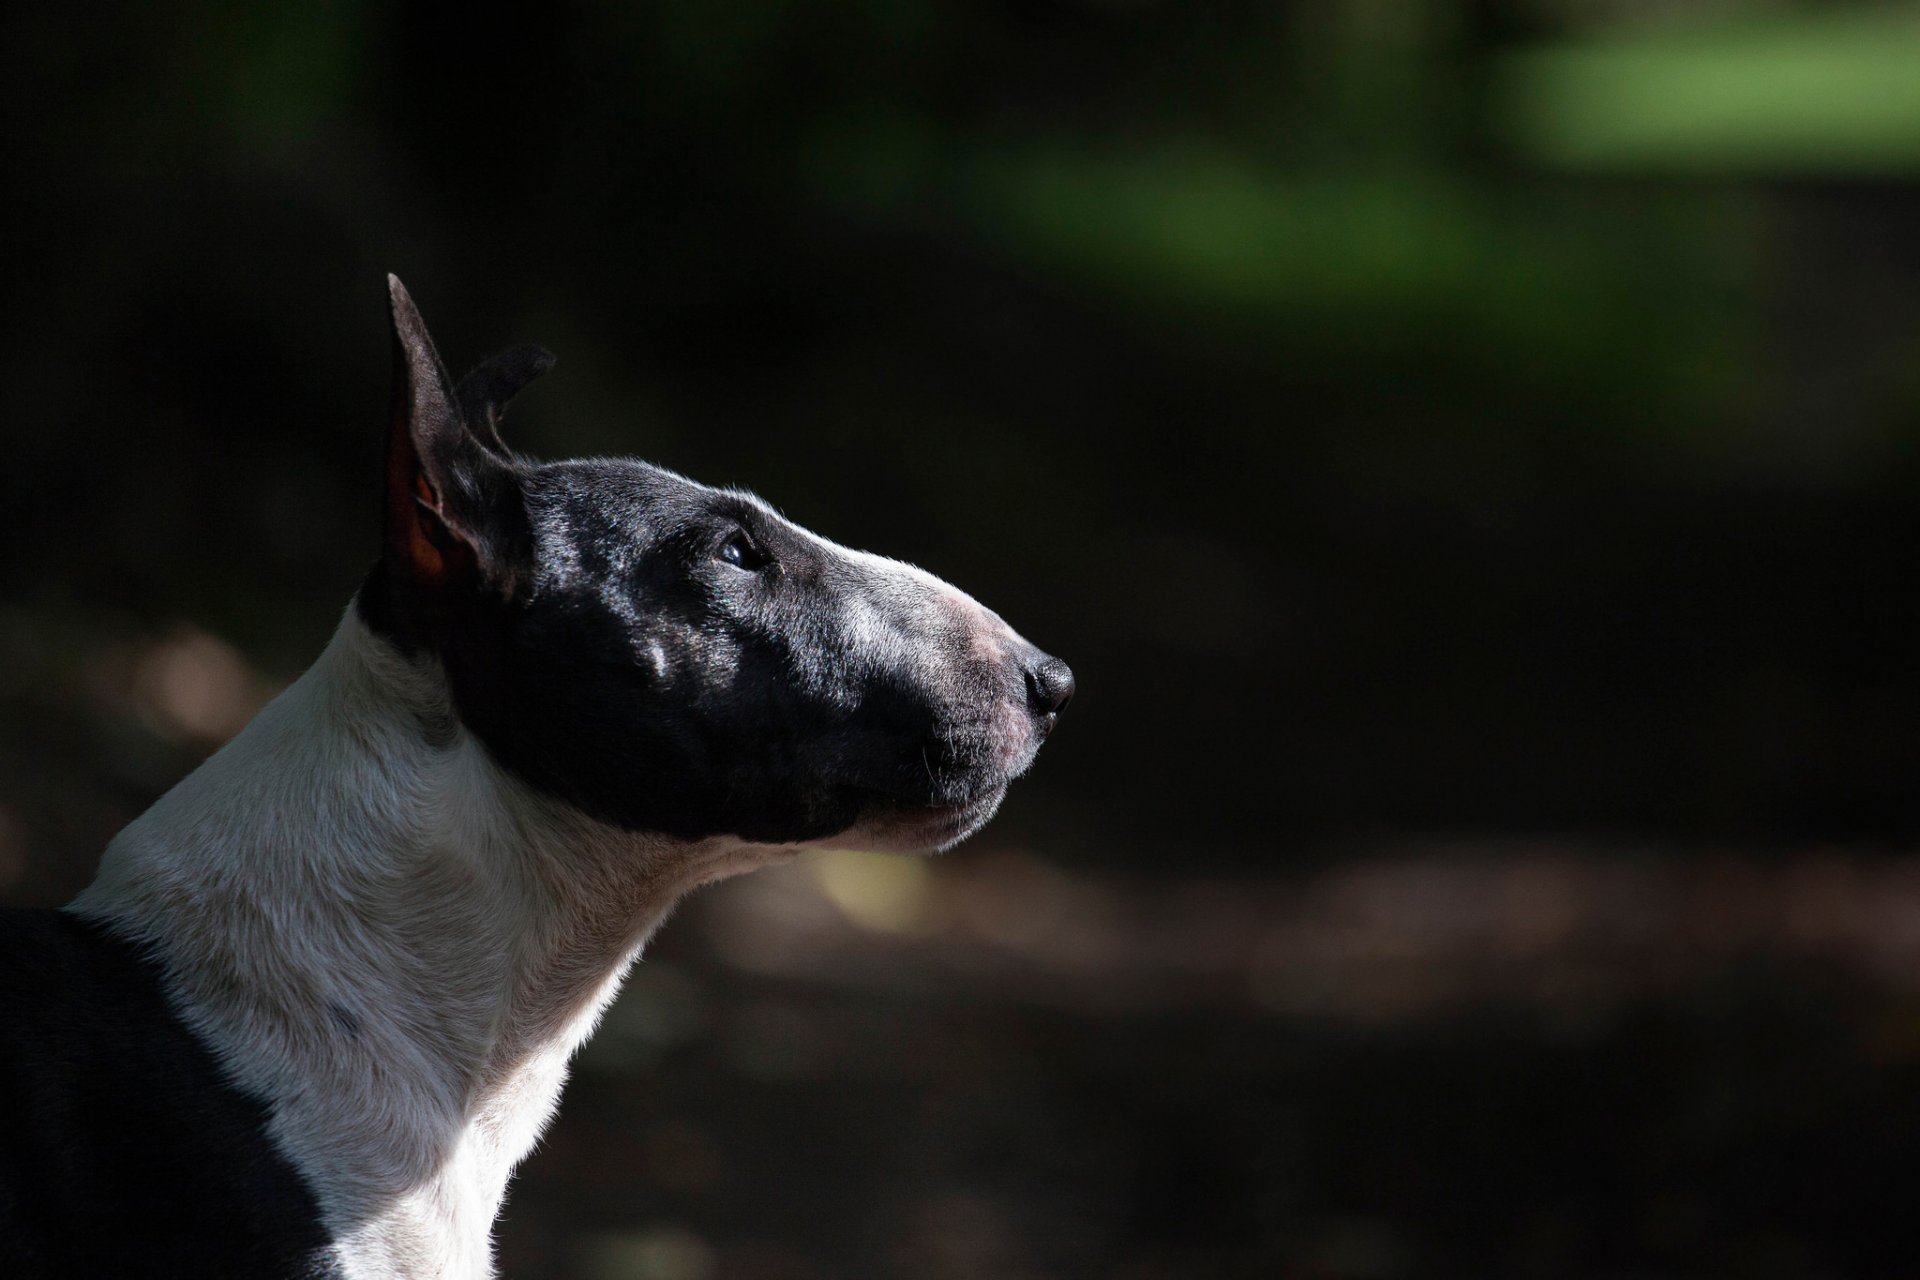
717;532;766;571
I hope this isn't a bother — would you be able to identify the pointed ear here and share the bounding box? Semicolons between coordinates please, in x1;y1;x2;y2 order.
384;275;524;597
456;343;555;454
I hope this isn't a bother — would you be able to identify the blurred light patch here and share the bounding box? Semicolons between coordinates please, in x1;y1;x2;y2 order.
127;625;275;745
1500;8;1920;175
810;847;933;933
577;1227;715;1280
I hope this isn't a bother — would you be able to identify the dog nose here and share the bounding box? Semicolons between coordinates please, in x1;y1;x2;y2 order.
1024;656;1075;718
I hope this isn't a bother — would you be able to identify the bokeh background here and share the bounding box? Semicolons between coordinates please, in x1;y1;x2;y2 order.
8;2;1920;1276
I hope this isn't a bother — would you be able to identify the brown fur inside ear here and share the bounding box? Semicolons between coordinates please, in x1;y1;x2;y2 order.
381;276;492;608
385;353;459;588
387;443;480;590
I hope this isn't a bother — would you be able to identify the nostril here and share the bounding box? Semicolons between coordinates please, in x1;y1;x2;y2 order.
1025;656;1075;717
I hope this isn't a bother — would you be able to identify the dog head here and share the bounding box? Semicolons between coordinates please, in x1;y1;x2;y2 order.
358;277;1071;854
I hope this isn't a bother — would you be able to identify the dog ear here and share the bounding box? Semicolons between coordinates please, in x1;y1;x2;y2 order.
456;344;555;455
383;275;525;598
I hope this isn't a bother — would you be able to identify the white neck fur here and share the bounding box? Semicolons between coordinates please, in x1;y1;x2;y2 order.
71;608;784;1278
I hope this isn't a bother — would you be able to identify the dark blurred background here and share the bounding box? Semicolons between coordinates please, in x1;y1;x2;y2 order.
7;1;1920;1276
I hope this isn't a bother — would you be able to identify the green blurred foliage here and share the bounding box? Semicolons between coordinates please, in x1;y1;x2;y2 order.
1504;5;1920;174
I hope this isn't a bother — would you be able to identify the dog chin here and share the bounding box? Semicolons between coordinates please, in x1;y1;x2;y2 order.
829;788;1009;855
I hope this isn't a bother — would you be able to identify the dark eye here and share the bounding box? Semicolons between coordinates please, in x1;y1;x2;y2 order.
717;531;766;571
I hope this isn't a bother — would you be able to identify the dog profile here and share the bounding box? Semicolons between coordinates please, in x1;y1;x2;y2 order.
0;277;1072;1278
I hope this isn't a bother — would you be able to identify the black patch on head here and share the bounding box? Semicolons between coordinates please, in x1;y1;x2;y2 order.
0;910;341;1277
359;282;1061;846
426;462;985;841
363;455;1030;844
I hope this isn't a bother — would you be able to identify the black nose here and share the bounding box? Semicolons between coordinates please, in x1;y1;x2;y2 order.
1025;656;1075;718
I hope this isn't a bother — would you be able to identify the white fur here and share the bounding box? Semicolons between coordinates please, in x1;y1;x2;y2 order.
72;608;794;1278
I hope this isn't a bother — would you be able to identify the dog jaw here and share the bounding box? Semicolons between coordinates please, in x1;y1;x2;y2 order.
812;785;1011;857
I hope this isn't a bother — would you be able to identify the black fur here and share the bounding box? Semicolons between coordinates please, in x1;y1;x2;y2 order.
0;911;339;1279
364;457;1059;843
362;281;1071;846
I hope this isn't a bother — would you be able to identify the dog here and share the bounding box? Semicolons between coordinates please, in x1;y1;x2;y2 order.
0;277;1072;1278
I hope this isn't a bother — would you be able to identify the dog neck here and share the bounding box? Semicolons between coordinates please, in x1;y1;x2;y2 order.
71;608;779;1278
